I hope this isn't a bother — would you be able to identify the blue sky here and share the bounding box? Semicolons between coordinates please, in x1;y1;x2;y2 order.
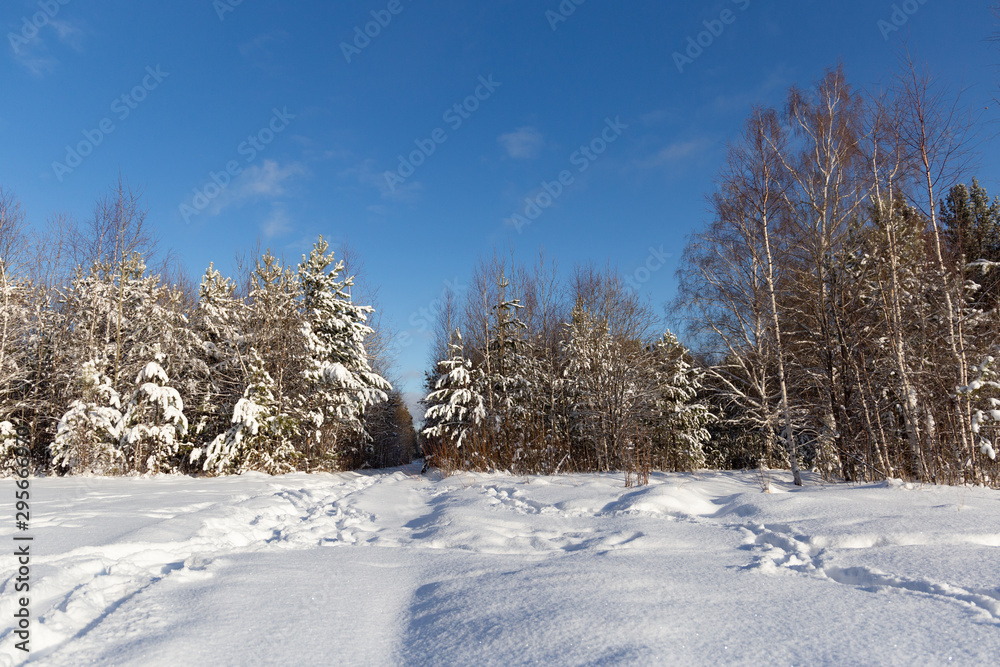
3;0;999;406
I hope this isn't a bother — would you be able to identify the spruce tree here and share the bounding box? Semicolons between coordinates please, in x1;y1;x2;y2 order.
941;179;1000;307
189;264;245;447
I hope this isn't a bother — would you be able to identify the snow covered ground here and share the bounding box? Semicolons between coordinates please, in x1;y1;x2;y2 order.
2;464;999;666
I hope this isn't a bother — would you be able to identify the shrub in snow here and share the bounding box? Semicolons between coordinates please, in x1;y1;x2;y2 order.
119;353;188;474
50;360;124;475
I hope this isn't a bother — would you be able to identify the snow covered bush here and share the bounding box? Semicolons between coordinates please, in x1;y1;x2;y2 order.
0;420;27;476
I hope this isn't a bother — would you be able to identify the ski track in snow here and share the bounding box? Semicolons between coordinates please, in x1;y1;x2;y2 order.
1;467;999;665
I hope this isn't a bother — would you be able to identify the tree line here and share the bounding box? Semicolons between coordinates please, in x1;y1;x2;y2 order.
674;63;999;486
419;254;713;486
0;181;416;476
3;60;999;488
420;62;1000;488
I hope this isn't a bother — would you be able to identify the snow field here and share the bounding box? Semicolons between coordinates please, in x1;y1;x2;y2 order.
2;466;1000;665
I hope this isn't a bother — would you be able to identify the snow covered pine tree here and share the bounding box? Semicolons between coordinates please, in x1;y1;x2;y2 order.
298;237;391;469
648;332;714;472
422;330;486;467
50;359;124;475
196;347;301;475
119;350;188;474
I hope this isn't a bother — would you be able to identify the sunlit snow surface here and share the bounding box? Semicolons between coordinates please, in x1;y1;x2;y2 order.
2;466;1000;665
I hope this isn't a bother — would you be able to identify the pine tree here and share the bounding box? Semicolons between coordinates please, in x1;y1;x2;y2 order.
106;253;168;389
863;197;942;479
422;330;485;452
298;237;390;469
119;350;188;474
196;347;300;475
59;253;176;396
648;332;714;471
561;304;622;472
363;390;418;469
242;250;305;464
189;264;245;447
941;179;1000;308
480;273;533;468
50;360;124;475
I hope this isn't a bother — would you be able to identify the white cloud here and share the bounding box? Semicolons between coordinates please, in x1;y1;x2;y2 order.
261;203;292;238
50;20;83;48
238;31;289;74
238;31;289;58
239;160;303;198
498;127;544;159
209;160;307;215
639;108;672;126
636;139;709;169
10;18;84;75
